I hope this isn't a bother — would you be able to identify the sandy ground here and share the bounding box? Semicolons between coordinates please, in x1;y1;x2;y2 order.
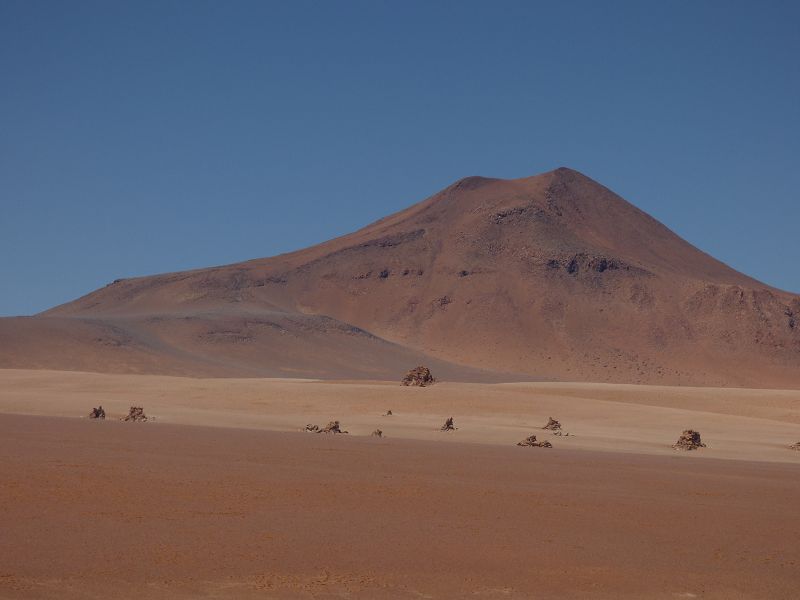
2;414;800;600
1;369;800;599
1;369;799;463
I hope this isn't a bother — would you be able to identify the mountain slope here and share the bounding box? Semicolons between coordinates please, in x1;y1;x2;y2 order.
5;167;799;386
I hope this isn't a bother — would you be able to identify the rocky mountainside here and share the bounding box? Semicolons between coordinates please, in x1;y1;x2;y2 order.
3;167;798;386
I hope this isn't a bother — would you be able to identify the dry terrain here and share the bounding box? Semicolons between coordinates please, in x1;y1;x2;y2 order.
3;167;800;598
1;369;799;463
1;369;799;599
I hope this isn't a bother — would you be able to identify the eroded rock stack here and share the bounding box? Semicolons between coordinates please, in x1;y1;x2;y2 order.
440;417;457;431
517;434;552;448
121;406;147;422
402;366;435;387
672;429;706;450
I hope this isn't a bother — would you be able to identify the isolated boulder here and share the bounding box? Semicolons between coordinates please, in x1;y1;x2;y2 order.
88;406;105;419
121;406;147;422
371;429;383;438
673;429;706;450
440;416;457;431
517;434;552;448
402;366;435;387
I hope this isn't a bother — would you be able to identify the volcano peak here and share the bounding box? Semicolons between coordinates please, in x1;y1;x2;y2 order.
3;168;799;387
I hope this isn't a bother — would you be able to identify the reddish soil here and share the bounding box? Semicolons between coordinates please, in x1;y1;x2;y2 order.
2;414;799;599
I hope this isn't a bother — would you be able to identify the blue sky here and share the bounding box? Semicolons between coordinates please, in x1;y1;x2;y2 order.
1;0;798;316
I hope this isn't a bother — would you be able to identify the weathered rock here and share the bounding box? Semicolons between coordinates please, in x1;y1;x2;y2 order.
517;434;553;448
304;424;319;432
789;442;800;451
385;410;393;416
88;406;105;419
402;366;435;387
318;420;348;434
542;417;562;432
673;429;706;450
121;406;147;422
440;416;457;431
372;429;383;438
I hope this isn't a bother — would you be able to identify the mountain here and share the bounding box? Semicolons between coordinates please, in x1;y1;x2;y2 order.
2;167;798;386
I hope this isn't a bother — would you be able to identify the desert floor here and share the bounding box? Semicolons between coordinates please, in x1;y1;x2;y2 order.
1;369;799;599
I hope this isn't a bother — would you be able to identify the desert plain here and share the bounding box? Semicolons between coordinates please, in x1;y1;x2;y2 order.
3;168;800;598
1;368;799;599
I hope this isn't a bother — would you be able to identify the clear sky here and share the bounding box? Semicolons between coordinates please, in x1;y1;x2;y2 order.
1;0;798;316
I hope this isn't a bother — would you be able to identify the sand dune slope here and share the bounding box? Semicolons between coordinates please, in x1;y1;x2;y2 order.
0;313;498;380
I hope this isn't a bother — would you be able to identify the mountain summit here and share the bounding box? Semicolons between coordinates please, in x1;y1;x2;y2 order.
3;168;799;386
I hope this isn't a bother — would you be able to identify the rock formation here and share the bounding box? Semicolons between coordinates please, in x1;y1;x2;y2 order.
440;417;457;431
121;406;147;422
318;420;348;434
542;417;562;432
517;434;553;448
402;366;435;387
672;429;706;450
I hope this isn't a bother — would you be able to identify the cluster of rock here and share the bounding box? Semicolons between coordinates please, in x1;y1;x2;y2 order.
672;429;706;450
88;406;106;419
320;420;348;434
542;417;562;432
402;366;435;387
542;416;569;436
293;418;800;454
305;420;349;434
121;406;148;422
517;434;552;448
440;417;457;431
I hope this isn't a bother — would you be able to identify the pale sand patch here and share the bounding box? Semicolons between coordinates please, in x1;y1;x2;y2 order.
1;369;799;463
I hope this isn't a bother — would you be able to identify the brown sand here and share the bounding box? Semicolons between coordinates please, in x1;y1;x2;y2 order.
1;413;799;599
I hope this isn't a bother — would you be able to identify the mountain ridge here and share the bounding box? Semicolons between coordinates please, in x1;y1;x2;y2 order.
5;167;799;387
